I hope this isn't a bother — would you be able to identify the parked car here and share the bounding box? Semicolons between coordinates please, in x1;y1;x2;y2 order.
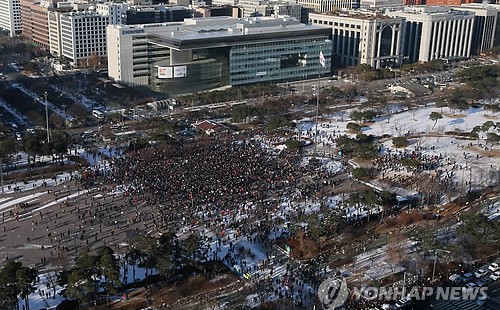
475;269;488;278
490;271;500;281
449;274;464;284
476;277;492;287
488;263;499;272
462;282;476;293
462;272;474;282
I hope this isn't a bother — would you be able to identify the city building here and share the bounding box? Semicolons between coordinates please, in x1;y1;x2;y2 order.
193;5;241;18
296;0;360;13
20;0;55;48
425;0;480;6
359;0;403;10
107;16;332;94
95;2;128;25
0;0;22;36
454;3;499;54
403;0;423;5
310;11;405;68
386;6;475;63
121;4;193;24
56;11;110;66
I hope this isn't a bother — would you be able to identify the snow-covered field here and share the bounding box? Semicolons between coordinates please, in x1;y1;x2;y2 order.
297;105;499;192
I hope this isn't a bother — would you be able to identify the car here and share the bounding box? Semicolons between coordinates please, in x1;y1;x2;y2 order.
462;272;474;282
476;292;488;306
476;277;492;287
475;269;488;278
490;271;500;281
394;296;412;309
488;263;499;272
462;282;476;293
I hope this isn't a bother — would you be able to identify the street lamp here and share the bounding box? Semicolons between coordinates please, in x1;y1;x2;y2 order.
44;92;50;143
431;249;450;283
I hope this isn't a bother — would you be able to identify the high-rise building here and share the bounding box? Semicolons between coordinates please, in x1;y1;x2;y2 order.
107;16;332;93
57;11;110;66
454;3;499;55
95;2;129;25
20;0;57;48
122;4;192;24
386;6;475;63
310;11;405;68
0;0;22;36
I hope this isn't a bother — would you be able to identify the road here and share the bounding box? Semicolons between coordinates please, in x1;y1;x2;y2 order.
416;280;500;310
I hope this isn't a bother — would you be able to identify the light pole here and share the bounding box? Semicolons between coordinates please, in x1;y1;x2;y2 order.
61;104;67;128
0;157;3;194
44;92;50;143
431;249;450;283
314;45;323;156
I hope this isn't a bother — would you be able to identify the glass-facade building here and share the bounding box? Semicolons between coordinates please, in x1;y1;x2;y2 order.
108;17;332;94
230;38;331;86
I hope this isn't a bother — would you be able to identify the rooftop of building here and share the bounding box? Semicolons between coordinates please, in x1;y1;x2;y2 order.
113;16;331;49
387;5;475;16
310;10;395;20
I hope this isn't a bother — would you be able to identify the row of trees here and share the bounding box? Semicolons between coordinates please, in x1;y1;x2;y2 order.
62;232;204;307
0;130;71;169
0;260;37;310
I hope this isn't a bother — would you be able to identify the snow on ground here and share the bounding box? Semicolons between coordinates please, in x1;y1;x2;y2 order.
18;272;66;310
18;258;159;310
0;98;31;127
0;191;46;212
300;156;345;174
297;105;498;191
0;171;75;195
12;84;75;122
482;201;500;221
299;105;497;141
50;84;102;112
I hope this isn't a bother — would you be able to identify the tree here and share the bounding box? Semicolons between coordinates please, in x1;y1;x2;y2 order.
16;266;37;310
23;61;36;73
487;132;499;146
50;131;70;164
0;260;37;310
67;247;99;304
349;111;364;124
285;139;300;150
97;246;121;307
352;167;372;180
346;122;361;133
379;191;397;220
456;65;499;91
392;137;409;148
429;112;443;129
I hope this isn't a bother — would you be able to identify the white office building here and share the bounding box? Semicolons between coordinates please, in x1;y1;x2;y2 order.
359;0;403;10
107;17;332;93
310;11;404;68
59;11;110;65
0;0;22;37
386;6;475;63
296;0;360;13
454;4;499;55
95;2;128;25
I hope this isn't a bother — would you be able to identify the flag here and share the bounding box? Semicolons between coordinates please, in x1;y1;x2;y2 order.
319;51;326;68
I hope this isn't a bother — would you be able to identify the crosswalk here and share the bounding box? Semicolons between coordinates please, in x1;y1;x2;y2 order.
430;299;487;310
